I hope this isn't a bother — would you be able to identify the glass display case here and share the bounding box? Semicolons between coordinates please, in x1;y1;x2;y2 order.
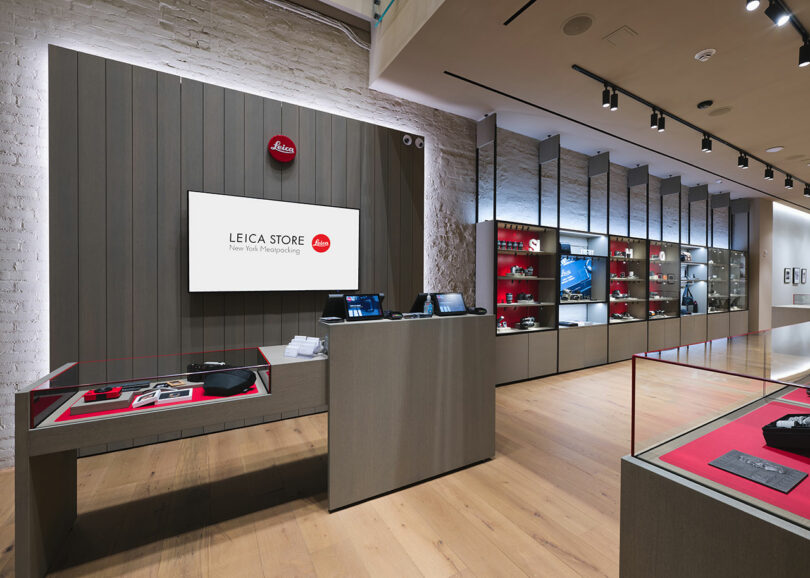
632;324;810;530
28;348;271;429
608;236;648;323
730;250;748;311
558;230;608;327
495;221;558;334
708;248;730;313
648;240;680;320
680;244;708;316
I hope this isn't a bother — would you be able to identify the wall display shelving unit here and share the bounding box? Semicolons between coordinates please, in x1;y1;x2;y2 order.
707;248;730;314
493;222;558;334
608;236;648;324
474;117;751;383
648;241;680;320
729;250;748;313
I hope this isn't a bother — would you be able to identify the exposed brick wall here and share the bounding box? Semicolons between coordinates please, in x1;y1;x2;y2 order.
0;0;476;468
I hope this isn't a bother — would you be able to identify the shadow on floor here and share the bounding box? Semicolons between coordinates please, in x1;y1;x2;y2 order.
51;452;327;571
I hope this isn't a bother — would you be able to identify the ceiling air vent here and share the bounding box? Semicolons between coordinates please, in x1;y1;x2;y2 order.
694;49;717;62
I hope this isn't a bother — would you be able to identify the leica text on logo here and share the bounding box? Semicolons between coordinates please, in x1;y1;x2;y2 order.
267;135;297;163
312;234;331;253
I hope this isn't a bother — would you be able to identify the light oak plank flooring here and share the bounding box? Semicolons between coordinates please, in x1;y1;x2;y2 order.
0;359;722;577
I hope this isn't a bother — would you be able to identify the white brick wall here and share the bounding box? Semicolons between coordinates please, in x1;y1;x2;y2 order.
0;0;477;468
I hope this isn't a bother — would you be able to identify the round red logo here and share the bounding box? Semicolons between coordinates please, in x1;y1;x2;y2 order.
312;234;331;253
268;135;296;163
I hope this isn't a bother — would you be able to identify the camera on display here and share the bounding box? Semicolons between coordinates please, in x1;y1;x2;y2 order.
518;316;535;329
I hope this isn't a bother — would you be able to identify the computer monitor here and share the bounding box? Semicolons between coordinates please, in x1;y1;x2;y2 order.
344;294;383;321
434;293;467;316
410;293;428;313
322;294;345;318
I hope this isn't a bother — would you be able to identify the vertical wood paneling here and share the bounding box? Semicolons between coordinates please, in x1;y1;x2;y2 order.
332;116;348;208
359;122;375;293
281;104;301;341
132;66;159;377
202;84;225;353
76;53;106;383
263;99;283;345
387;131;402;308
224;89;246;366
412;144;425;298
156;72;182;374
49;46;79;370
105;60;133;381
52;50;425;369
399;139;413;310
244;94;264;349
373;126;390;299
181;79;205;356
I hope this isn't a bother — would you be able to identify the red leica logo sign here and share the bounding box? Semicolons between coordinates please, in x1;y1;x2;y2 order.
312;234;331;253
268;135;296;163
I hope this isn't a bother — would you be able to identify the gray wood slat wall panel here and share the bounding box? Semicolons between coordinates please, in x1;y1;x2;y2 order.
400;138;413;306
359;122;375;293
76;53;106;384
156;72;182;374
374;126;390;301
49;46;79;371
224;89;246;367
243;94;264;350
412;144;424;300
181;79;205;357
280;104;300;343
50;48;424;370
105;60;134;381
202;84;225;354
132;66;159;378
262;98;283;347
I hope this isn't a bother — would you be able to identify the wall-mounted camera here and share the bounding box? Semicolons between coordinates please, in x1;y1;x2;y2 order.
415;137;424;149
402;134;413;146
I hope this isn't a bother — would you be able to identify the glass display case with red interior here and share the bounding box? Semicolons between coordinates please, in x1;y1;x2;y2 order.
608;235;649;323
495;222;558;334
558;230;608;328
729;250;748;312
680;245;708;316
648;241;680;320
708;248;730;314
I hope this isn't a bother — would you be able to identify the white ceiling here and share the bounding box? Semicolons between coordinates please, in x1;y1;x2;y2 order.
371;0;810;209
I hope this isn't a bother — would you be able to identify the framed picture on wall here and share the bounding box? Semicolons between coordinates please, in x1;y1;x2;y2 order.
793;268;801;285
785;268;792;284
803;269;808;284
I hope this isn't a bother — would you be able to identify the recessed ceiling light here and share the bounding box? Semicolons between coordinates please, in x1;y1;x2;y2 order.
766;146;784;153
746;0;761;11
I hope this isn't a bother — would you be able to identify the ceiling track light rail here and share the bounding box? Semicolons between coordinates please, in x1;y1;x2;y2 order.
750;0;810;67
573;63;808;190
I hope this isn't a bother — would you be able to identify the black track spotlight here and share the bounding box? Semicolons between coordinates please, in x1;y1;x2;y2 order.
602;84;610;108
650;109;658;129
746;0;760;10
657;114;666;132
610;89;618;111
701;134;712;153
737;153;749;169
800;41;810;67
786;175;794;189
765;0;790;26
804;183;810;197
765;166;775;180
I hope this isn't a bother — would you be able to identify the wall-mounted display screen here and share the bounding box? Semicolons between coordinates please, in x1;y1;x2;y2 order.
560;256;592;298
188;191;359;292
344;294;383;320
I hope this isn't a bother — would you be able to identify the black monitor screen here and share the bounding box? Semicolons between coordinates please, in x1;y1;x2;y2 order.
435;293;466;315
344;294;383;321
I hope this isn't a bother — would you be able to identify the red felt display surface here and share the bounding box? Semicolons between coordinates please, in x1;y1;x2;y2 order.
54;384;259;422
782;388;810;404
659;401;810;520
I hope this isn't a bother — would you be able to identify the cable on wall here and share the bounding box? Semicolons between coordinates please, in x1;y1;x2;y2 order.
260;0;370;51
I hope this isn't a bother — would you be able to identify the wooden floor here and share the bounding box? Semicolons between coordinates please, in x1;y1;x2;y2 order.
0;361;640;577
